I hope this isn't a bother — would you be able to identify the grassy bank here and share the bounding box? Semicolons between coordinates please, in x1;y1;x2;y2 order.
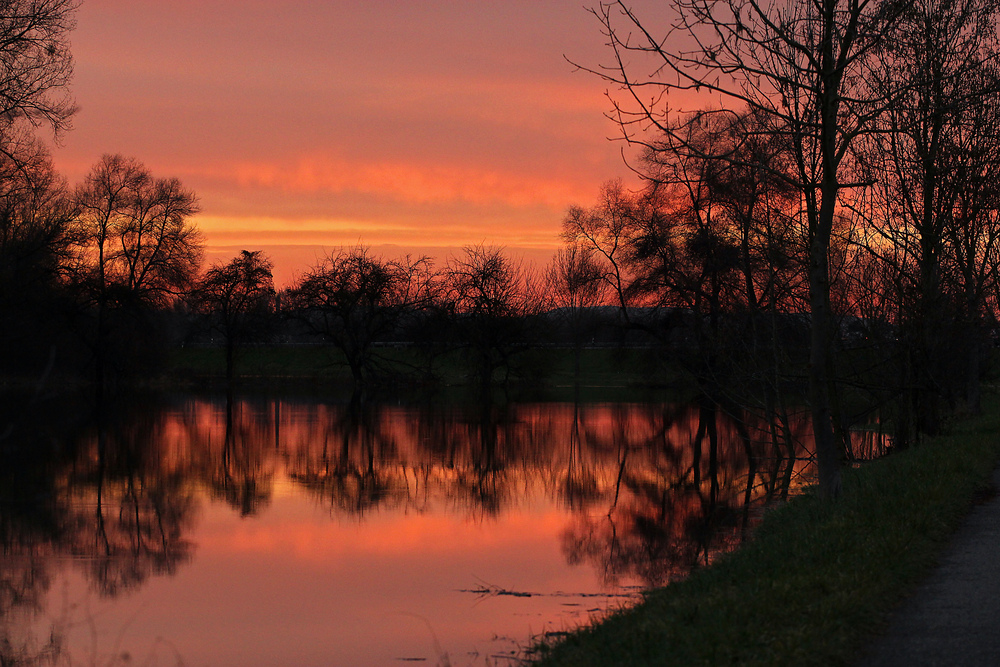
533;396;1000;666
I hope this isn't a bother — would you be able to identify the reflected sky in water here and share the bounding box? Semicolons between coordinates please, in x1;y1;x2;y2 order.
0;391;885;665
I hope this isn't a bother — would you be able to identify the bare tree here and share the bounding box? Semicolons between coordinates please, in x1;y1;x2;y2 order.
73;155;202;305
631;109;811;457
545;243;608;380
0;0;77;139
562;179;639;318
71;154;202;384
0;0;79;377
0;137;74;372
851;0;1000;435
190;250;275;386
642;110;804;315
441;244;547;392
0;0;80;325
945;81;1000;413
574;0;912;497
288;245;437;389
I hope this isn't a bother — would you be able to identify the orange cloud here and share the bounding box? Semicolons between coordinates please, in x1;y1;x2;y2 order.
196;214;564;249
228;156;596;209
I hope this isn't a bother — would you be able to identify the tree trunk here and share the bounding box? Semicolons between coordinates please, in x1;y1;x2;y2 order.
808;249;842;499
810;16;845;500
809;174;843;499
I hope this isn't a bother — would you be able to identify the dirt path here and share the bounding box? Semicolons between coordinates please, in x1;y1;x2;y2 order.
856;468;1000;666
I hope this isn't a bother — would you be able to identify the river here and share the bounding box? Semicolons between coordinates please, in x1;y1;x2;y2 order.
0;389;887;666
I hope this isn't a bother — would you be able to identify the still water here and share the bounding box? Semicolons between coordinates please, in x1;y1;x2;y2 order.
0;391;885;666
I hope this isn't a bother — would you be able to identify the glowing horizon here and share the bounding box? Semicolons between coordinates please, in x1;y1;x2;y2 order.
48;0;650;287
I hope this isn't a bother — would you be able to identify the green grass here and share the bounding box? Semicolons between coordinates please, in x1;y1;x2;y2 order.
166;344;679;393
532;396;1000;666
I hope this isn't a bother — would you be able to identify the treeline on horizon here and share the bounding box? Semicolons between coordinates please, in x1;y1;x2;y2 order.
4;135;993;434
3;0;1000;498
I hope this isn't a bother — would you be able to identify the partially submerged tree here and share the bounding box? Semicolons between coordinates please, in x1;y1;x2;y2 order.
576;0;912;497
190;250;275;386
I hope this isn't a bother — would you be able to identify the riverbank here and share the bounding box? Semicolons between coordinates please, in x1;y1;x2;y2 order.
532;395;1000;666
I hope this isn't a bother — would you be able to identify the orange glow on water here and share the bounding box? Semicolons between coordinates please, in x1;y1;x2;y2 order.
200;503;569;563
5;393;863;666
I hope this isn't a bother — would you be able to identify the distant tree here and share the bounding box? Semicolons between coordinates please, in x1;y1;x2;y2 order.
561;179;638;318
288;245;437;388
545;243;607;380
190;250;275;386
70;154;202;385
546;243;607;310
441;244;546;392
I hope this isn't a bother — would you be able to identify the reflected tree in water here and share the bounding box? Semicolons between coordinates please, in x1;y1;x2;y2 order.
285;399;398;516
450;401;515;518
0;391;83;666
556;399;602;511
559;402;813;587
0;473;63;666
63;401;196;597
207;396;276;517
0;385;871;658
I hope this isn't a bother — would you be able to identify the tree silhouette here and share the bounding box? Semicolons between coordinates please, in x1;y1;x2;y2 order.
288;245;437;389
561;179;638;318
574;0;913;497
190;250;275;386
0;137;75;377
441;244;546;393
70;154;202;386
854;0;1000;436
0;0;77;140
545;242;607;380
0;0;78;380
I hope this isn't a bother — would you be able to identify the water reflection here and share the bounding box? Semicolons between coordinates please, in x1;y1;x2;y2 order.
71;410;197;597
204;395;277;517
0;390;887;665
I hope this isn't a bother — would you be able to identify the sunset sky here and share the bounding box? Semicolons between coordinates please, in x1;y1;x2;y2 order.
48;1;649;286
